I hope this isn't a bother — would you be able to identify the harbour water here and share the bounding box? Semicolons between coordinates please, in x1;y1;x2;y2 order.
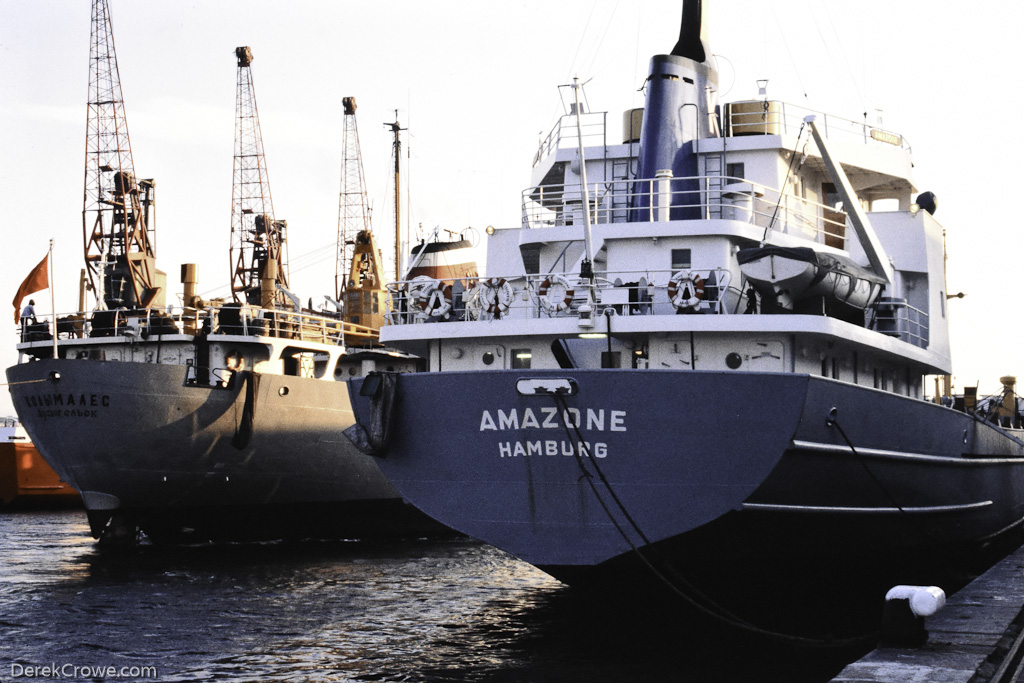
1;510;861;682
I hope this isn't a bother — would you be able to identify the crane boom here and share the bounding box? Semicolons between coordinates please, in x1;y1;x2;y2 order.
336;97;372;302
82;0;160;310
229;46;289;307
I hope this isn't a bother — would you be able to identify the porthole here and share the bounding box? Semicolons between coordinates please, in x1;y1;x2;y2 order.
726;352;742;369
279;387;289;397
482;352;495;365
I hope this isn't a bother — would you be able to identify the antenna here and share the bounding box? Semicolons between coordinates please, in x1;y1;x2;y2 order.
229;46;289;308
82;0;159;310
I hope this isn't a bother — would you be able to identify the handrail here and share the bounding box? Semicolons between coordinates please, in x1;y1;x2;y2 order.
384;269;929;349
386;268;736;325
16;303;379;348
723;100;911;151
521;175;847;246
532;99;911;169
534;111;609;168
869;298;929;348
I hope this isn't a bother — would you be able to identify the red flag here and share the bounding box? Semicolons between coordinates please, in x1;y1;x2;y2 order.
13;253;49;324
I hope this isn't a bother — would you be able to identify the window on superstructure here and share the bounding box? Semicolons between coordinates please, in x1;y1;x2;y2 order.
521;246;540;275
822;183;846;249
283;352;299;376
671;249;692;270
511;349;532;369
727;162;745;182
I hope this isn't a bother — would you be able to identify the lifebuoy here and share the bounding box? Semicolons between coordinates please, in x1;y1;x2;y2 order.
417;282;453;317
537;275;575;313
405;275;435;303
667;271;705;310
482;277;514;314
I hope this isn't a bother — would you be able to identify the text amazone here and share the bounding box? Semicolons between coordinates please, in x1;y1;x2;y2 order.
480;407;625;432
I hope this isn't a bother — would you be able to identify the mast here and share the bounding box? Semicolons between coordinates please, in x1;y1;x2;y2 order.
571;77;594;285
82;0;159;310
385;115;405;281
230;46;288;308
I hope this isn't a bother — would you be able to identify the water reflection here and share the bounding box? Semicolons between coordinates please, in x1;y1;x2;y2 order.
0;511;857;682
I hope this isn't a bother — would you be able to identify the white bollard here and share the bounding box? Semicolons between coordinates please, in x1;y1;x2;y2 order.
881;585;946;647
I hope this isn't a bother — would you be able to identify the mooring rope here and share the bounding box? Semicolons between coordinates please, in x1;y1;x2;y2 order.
0;379;49;387
827;406;907;515
550;392;874;647
551;392;745;623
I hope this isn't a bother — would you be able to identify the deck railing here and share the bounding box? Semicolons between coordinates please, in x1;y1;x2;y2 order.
533;99;909;169
16;303;379;348
869;297;929;348
722;100;910;151
522;175;847;245
386;270;930;349
386;269;739;326
533;111;609;168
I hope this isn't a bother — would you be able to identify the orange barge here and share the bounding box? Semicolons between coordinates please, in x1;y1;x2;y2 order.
0;418;80;508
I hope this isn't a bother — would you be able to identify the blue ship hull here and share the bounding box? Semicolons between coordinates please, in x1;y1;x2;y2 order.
350;370;1024;590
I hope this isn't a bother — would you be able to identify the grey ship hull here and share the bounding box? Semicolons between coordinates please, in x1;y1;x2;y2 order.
7;358;442;541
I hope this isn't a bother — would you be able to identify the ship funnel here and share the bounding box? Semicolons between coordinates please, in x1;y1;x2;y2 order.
632;0;719;221
671;0;708;61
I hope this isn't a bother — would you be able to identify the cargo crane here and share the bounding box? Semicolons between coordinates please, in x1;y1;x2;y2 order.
337;97;386;332
82;0;160;310
229;46;288;309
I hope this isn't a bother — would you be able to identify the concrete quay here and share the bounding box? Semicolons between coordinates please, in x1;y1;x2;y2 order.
833;544;1024;682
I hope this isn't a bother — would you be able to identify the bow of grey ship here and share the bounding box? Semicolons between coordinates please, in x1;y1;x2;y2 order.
348;0;1024;629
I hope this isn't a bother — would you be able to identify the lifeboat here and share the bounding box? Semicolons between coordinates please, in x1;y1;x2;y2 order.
737;245;886;310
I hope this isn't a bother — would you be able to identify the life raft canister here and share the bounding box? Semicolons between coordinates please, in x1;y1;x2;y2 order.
537;274;575;313
417;281;453;317
482;277;514;314
667;270;705;310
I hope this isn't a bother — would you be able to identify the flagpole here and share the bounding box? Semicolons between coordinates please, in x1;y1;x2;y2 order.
49;239;57;359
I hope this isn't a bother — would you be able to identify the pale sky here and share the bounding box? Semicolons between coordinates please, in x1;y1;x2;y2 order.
2;1;1022;417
